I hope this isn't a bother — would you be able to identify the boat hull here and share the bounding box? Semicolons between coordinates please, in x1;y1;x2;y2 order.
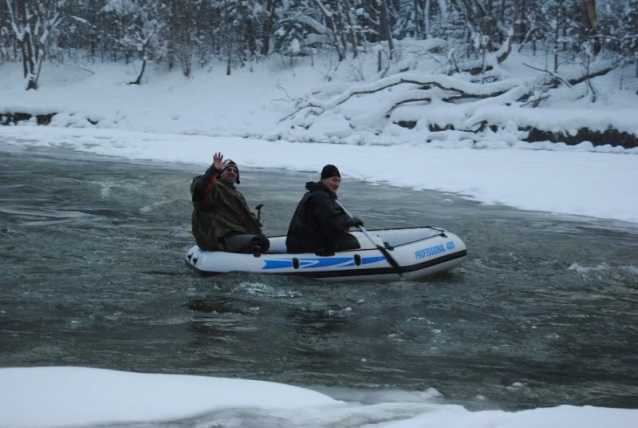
185;227;467;281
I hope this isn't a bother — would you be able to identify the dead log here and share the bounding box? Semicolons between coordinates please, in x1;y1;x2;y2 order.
282;73;523;122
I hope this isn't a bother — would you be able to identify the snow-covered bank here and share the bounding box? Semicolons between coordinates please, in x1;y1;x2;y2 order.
1;53;637;224
1;51;637;147
1;367;636;428
2;126;638;224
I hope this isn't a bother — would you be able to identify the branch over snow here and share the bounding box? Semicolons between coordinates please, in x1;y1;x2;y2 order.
283;73;524;122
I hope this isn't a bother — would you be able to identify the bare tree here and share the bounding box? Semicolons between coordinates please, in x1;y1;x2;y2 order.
378;0;394;60
101;0;165;85
6;0;64;90
312;0;346;61
163;0;199;77
260;0;279;55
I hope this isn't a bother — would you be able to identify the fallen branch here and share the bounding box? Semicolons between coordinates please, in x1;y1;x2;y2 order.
282;73;523;123
523;63;572;88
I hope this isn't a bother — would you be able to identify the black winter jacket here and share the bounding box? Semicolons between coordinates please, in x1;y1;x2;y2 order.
285;181;354;253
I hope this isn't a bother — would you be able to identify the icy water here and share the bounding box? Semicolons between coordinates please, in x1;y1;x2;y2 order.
1;142;637;413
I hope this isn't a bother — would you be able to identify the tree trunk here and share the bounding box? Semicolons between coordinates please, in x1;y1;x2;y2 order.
498;0;520;64
583;0;601;56
342;0;358;59
423;0;430;38
379;0;394;60
512;0;520;37
333;1;351;59
129;57;147;85
553;2;561;73
312;0;345;61
226;40;232;76
261;0;278;56
16;0;38;89
584;0;597;30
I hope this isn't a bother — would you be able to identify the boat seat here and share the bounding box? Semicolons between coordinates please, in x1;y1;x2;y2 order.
265;237;287;254
264;234;387;253
357;234;385;250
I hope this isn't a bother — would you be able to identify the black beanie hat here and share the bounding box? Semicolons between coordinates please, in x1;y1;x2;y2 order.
221;159;240;184
321;164;340;180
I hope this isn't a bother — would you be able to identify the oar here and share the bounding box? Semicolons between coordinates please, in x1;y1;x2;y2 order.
335;200;404;279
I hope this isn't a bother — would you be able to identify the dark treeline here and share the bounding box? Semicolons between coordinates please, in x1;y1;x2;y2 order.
1;0;636;90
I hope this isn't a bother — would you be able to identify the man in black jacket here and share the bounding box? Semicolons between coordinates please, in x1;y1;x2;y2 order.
286;164;362;255
190;152;269;253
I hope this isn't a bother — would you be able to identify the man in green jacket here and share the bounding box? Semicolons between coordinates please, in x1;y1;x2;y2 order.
190;152;269;253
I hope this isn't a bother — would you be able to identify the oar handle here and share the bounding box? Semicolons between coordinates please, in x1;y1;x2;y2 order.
255;203;264;222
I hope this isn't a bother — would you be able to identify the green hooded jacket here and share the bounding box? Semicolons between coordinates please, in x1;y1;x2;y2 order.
190;170;260;251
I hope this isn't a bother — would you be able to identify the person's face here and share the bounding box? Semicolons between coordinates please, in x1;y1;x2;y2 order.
221;166;238;184
322;176;341;194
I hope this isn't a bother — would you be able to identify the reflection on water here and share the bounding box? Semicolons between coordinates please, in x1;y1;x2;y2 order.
1;142;637;412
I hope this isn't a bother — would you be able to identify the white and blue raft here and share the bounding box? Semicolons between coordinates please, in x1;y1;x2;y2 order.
185;226;467;282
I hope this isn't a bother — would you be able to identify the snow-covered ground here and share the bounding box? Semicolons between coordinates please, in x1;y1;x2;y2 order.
1;367;636;428
1;50;637;224
1;50;637;426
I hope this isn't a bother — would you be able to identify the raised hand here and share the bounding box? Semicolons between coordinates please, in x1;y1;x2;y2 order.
213;152;224;171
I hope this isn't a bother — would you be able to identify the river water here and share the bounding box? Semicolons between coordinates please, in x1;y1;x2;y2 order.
1;141;637;415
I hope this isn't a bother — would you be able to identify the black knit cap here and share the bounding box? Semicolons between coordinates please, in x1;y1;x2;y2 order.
221;159;240;184
321;164;340;180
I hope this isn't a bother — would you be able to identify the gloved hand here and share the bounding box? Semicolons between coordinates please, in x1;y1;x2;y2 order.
347;217;364;228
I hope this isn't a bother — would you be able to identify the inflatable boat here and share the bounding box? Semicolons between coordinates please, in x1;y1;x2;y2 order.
185;226;467;281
